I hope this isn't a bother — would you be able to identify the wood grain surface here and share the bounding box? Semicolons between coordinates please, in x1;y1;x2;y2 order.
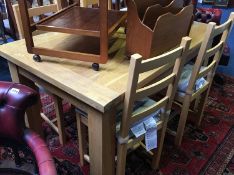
0;22;207;112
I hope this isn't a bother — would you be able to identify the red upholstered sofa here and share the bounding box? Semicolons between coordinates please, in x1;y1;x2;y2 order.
0;81;57;175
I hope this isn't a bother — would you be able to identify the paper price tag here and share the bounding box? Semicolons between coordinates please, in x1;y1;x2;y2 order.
144;117;157;151
145;127;157;151
130;123;146;138
9;88;20;94
143;117;157;130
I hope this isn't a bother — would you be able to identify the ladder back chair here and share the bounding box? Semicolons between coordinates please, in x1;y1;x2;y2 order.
76;37;192;173
80;0;112;9
174;12;234;146
0;11;7;43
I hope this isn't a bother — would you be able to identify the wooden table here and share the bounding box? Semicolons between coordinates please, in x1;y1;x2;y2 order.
0;21;207;175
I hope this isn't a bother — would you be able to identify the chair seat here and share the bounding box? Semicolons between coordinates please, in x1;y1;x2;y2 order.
177;64;207;94
116;98;161;138
77;98;161;138
175;81;209;102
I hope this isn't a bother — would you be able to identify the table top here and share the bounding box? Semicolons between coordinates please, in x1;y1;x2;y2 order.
0;22;207;113
37;6;127;37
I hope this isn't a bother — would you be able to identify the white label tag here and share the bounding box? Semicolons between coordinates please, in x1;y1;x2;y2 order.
130;123;146;138
9;88;20;94
145;127;157;151
143;117;156;130
144;117;157;151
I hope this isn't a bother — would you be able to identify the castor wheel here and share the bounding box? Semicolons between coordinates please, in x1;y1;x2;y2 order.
33;54;42;62
92;63;99;71
126;55;131;60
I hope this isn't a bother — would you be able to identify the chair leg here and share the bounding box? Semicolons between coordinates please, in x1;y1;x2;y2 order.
116;143;128;175
76;113;87;166
192;97;200;112
194;90;209;126
175;95;191;146
53;95;66;145
151;114;169;169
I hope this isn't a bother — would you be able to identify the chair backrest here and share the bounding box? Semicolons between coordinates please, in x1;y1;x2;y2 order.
12;0;62;39
80;0;112;10
119;36;191;138
0;11;7;43
2;0;18;39
185;12;234;98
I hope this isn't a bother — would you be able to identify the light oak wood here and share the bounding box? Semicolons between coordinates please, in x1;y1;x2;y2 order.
139;47;183;73
130;96;168;125
12;4;24;39
41;112;59;132
12;2;61;39
76;112;87;166
28;4;59;17
0;22;207;175
0;22;207;112
116;36;191;175
174;12;234;146
88;107;116;175
53;94;67;145
80;0;112;9
135;73;175;100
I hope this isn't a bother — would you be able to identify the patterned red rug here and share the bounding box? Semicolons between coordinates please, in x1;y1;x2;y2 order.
1;73;234;175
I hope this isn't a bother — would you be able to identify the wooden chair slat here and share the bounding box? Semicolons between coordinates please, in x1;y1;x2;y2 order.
139;47;183;73
205;41;224;59
191;82;209;101
130;96;169;125
212;19;233;38
135;73;175;100
28;4;58;17
197;60;216;80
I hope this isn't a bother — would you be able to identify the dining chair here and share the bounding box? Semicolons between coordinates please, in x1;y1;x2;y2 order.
1;0;18;40
80;0;126;11
76;36;192;173
80;0;112;9
174;12;234;146
0;11;7;43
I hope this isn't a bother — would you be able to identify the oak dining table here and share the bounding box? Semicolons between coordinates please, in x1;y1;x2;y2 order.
0;21;207;175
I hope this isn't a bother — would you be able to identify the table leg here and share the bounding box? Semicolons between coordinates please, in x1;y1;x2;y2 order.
88;107;116;175
8;62;44;137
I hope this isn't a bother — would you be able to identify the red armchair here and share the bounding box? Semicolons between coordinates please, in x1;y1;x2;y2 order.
194;8;222;24
0;81;56;175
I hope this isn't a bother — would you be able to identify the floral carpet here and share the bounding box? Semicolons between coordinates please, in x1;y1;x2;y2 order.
0;73;234;175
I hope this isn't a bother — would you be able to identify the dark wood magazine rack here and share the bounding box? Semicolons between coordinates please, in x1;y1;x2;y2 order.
18;0;127;70
126;0;194;58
